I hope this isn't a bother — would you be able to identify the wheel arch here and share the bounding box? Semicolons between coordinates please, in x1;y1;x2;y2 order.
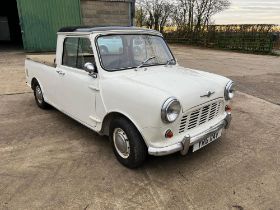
100;111;147;145
31;77;39;90
31;77;47;101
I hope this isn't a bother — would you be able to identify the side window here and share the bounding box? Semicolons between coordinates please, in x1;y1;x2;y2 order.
77;38;94;69
62;38;79;68
62;37;95;70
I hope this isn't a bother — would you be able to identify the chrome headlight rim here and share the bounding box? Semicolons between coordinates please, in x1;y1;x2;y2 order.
225;81;235;100
161;97;181;123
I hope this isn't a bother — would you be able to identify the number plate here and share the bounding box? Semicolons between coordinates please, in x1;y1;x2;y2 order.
193;129;222;152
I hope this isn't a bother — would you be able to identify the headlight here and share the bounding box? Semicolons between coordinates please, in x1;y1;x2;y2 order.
224;81;235;100
161;97;181;123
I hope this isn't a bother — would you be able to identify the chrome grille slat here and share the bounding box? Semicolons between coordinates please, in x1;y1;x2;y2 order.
178;100;223;133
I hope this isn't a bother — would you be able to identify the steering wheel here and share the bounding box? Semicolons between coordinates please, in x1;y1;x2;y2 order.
99;45;109;55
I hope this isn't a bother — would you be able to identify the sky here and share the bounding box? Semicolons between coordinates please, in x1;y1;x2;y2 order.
213;0;280;25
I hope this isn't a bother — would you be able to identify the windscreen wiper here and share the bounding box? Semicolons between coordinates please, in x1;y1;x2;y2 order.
165;58;176;66
136;56;156;71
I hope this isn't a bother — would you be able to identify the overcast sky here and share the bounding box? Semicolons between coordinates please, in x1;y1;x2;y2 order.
213;0;280;25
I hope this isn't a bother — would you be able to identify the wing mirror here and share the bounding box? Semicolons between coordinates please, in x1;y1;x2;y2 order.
84;62;98;78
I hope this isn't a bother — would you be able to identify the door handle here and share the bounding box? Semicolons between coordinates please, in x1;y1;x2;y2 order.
56;70;65;76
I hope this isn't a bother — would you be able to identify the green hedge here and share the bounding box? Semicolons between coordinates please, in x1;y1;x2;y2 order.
165;32;274;54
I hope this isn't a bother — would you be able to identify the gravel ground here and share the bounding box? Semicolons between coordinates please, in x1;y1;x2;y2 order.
0;45;279;210
231;73;280;105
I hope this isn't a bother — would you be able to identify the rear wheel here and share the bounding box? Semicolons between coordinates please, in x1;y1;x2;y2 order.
109;118;147;168
33;82;49;109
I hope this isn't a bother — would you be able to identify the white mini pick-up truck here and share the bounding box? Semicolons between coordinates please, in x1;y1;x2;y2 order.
25;26;235;168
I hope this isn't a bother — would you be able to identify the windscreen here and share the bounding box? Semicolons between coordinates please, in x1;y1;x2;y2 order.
96;34;175;71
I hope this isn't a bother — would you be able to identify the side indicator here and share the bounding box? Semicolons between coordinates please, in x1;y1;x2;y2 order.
165;129;174;139
225;105;232;113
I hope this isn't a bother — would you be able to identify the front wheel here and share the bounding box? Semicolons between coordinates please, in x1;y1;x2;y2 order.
109;118;147;168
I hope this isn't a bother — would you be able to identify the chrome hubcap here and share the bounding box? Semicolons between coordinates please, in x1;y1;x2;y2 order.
35;86;43;104
113;128;130;159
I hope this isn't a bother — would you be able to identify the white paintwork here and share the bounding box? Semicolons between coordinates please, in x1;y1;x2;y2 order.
25;28;232;154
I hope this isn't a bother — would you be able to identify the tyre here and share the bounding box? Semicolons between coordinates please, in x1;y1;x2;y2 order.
109;118;147;168
33;82;49;109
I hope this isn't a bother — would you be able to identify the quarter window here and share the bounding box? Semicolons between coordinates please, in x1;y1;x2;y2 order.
62;37;95;70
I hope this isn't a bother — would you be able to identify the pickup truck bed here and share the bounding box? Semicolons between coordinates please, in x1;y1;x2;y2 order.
26;54;56;67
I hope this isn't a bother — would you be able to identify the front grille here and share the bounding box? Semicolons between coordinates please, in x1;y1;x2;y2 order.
179;100;223;133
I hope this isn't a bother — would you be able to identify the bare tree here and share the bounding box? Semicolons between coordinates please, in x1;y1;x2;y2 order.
172;0;230;33
158;2;173;32
193;0;230;33
136;6;147;27
172;0;188;29
188;0;195;32
136;0;173;32
136;0;230;35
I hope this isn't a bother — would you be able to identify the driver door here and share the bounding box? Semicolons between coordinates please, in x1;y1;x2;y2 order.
56;36;99;128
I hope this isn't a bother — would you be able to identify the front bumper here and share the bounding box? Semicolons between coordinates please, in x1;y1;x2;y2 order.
148;113;232;156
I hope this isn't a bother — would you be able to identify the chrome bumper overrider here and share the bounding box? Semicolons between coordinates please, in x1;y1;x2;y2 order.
148;113;232;156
